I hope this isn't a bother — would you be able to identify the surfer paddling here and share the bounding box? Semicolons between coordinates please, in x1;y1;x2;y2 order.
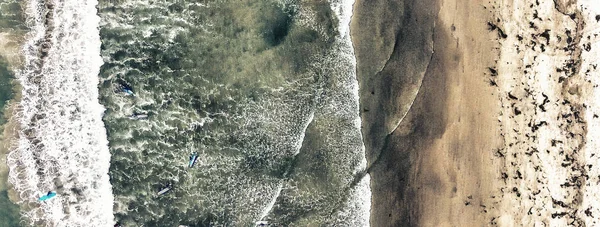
116;79;135;96
189;152;199;168
157;183;173;196
128;113;148;120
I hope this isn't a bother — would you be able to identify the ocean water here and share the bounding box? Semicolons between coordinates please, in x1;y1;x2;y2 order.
0;50;14;125
99;0;370;225
0;0;21;124
0;0;29;226
5;0;114;225
0;53;19;226
0;56;19;226
1;0;370;226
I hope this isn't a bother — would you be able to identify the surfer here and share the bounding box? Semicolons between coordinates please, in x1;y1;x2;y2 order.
116;79;134;96
121;86;134;96
157;183;173;196
39;191;57;201
188;152;199;168
128;113;148;120
255;221;269;226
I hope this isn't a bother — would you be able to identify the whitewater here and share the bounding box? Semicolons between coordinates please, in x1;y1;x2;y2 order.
6;0;114;226
328;0;371;225
2;0;371;225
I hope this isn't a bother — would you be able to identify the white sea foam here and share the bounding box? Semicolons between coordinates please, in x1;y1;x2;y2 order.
6;0;114;226
329;0;371;225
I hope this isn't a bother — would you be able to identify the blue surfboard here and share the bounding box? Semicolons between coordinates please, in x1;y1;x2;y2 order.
189;152;198;168
123;88;134;96
39;191;57;201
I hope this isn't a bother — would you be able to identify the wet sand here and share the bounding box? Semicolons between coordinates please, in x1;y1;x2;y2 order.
353;0;600;226
353;0;501;225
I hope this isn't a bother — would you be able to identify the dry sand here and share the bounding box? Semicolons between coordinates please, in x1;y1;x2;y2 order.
352;0;600;226
487;0;600;225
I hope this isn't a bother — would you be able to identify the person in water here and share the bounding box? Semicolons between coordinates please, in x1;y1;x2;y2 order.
116;79;134;96
189;152;199;168
157;183;173;196
129;113;148;120
121;86;134;95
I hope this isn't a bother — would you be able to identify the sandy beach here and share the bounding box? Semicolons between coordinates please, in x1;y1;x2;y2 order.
352;0;502;225
3;0;600;225
352;0;600;226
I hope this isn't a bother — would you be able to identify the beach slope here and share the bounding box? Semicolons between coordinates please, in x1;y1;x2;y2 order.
353;0;600;226
352;0;501;225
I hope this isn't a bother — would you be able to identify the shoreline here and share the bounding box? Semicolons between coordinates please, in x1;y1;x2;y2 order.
350;0;440;225
352;0;600;225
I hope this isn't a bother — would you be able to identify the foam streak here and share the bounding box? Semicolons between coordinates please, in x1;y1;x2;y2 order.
6;0;114;225
329;0;371;225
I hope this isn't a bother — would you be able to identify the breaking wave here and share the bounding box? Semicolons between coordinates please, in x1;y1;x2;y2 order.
6;0;114;225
